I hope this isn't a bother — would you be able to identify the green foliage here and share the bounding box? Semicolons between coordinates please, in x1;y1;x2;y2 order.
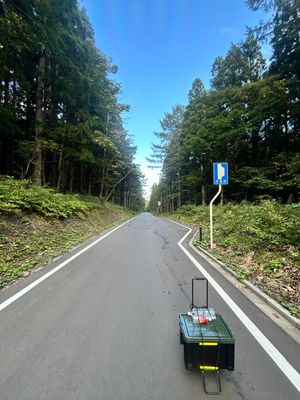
279;301;299;317
0;176;102;218
0;0;144;209
148;1;300;210
211;33;266;89
0;188;134;288
264;257;285;273
216;201;300;249
166;200;300;316
168;200;300;253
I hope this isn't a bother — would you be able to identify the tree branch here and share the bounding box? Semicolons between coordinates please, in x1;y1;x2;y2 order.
105;169;131;202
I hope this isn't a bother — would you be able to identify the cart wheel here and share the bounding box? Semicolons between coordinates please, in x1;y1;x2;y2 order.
180;327;184;344
184;345;193;370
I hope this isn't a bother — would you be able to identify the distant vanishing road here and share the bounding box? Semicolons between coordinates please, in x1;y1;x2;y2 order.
0;213;299;399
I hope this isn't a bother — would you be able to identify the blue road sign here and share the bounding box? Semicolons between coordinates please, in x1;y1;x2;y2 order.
213;162;229;185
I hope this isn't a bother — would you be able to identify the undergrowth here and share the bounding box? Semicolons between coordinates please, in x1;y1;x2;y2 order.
167;201;300;317
0;177;134;288
0;176;102;218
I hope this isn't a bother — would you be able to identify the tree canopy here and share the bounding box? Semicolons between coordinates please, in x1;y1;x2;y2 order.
148;0;300;211
0;0;144;211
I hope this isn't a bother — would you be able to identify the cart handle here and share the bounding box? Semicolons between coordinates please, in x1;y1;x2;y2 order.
191;277;208;309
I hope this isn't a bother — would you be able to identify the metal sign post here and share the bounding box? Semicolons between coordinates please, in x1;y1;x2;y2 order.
210;185;222;249
210;163;229;249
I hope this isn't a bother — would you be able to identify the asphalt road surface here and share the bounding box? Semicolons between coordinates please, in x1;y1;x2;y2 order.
0;213;300;399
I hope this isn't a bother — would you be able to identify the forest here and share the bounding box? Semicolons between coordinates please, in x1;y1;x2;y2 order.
147;0;300;211
0;0;144;211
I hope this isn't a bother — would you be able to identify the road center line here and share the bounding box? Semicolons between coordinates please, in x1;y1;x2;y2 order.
178;228;300;393
0;216;137;313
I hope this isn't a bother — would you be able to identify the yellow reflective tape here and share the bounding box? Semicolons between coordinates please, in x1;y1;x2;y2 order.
199;366;219;371
199;342;218;346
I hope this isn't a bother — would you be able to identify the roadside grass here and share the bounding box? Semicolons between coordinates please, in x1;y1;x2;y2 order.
165;201;300;318
0;176;103;218
0;177;134;288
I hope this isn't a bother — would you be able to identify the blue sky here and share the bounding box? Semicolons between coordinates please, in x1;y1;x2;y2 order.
80;0;269;197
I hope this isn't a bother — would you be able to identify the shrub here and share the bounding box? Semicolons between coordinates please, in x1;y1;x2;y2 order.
0;176;102;218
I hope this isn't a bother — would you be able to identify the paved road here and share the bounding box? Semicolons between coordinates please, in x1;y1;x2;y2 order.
0;213;299;399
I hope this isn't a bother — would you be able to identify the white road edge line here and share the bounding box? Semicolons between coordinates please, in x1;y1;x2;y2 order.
178;228;300;393
0;216;137;313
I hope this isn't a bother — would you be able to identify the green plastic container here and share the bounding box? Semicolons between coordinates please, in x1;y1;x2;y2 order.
179;312;235;371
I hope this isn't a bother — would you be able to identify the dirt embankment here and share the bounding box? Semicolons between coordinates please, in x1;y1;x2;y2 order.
0;204;133;289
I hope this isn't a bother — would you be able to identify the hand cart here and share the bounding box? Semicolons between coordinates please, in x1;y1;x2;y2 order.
179;278;235;395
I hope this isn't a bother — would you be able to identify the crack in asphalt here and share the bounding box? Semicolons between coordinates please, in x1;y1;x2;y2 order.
153;230;169;250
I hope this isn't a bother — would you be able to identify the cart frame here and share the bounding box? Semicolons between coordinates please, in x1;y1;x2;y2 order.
179;277;235;395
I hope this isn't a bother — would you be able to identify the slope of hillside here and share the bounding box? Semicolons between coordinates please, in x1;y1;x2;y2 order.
0;177;134;288
165;201;300;318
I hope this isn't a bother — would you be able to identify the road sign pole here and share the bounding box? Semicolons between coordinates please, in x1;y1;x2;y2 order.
210;184;222;249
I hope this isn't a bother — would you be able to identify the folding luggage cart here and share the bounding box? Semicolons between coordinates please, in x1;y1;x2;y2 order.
179;278;235;394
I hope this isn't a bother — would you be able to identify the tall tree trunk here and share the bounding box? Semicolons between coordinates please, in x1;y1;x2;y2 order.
127;194;131;210
201;184;206;206
104;168;109;198
57;151;63;189
49;152;57;186
177;171;181;208
69;162;74;192
42;153;45;185
88;169;92;195
32;50;46;185
99;167;105;198
99;166;106;199
201;163;206;205
80;162;84;193
251;131;259;164
123;181;127;207
99;149;106;198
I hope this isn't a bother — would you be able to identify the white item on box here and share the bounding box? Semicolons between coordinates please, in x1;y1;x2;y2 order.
190;307;216;323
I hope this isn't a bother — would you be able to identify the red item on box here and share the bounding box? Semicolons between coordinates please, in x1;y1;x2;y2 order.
199;315;208;324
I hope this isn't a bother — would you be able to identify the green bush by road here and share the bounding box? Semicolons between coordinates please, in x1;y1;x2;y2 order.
0;176;104;218
0;177;134;288
166;201;300;317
